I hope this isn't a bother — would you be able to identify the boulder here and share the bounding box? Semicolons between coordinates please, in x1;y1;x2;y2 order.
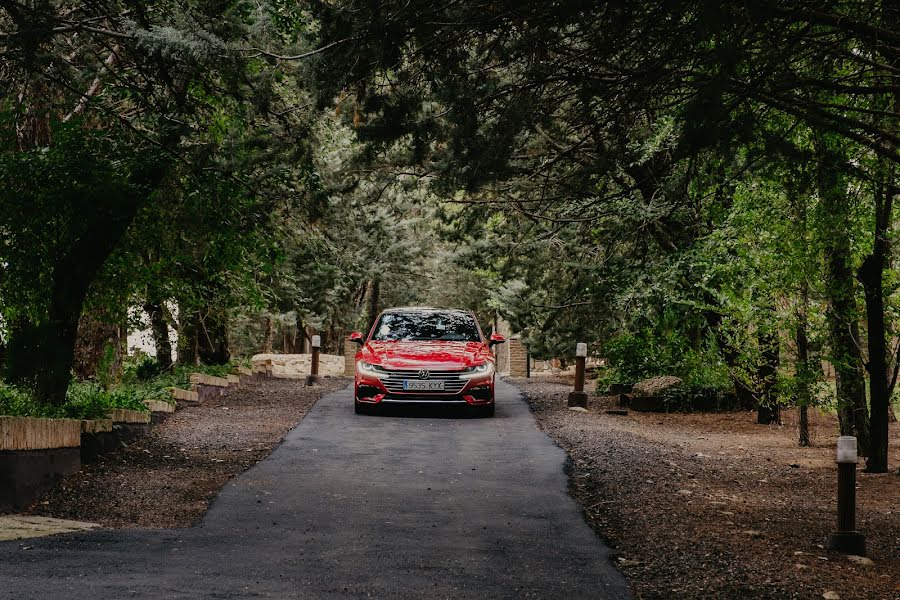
632;376;683;397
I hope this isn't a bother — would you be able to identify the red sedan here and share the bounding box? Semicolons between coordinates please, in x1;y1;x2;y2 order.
349;307;505;417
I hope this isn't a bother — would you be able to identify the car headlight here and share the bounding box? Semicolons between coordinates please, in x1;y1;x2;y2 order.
460;362;494;379
357;361;389;379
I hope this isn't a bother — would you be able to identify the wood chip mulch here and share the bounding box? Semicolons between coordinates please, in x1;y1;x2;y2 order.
25;377;349;528
509;376;900;600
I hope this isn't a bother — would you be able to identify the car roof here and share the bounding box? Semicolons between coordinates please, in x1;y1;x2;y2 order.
380;306;470;315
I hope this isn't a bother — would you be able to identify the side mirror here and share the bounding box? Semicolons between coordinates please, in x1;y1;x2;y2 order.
348;331;364;345
488;333;506;347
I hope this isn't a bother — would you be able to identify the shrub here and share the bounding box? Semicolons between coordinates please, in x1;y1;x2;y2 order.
63;382;151;419
597;332;731;394
0;382;48;417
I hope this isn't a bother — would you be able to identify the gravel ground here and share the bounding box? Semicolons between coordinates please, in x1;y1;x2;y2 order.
25;376;349;528
509;376;900;600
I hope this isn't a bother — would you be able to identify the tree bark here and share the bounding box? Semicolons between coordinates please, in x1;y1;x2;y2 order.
858;174;894;472
367;279;381;334
263;316;275;353
197;310;230;365
757;306;781;425
703;304;757;409
177;308;200;366
792;180;813;446
72;313;124;383
817;134;870;455
5;195;146;404
796;308;812;447
862;0;900;470
144;297;173;371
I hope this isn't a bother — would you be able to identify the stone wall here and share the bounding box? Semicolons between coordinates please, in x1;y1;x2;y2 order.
250;353;345;378
0;417;83;512
492;317;513;374
508;338;528;377
344;343;357;377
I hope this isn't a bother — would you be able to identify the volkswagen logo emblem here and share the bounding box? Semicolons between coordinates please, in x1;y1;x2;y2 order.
417;369;430;380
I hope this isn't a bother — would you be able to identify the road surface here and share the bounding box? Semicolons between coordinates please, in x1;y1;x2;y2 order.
0;380;631;599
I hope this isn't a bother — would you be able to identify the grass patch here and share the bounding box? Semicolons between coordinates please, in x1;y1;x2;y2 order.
0;358;245;420
0;380;150;420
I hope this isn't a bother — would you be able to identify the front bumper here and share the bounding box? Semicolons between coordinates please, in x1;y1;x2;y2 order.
355;371;494;406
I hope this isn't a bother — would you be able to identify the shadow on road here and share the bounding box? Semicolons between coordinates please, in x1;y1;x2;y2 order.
356;403;495;419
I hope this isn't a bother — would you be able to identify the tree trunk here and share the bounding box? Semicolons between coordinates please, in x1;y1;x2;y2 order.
858;174;894;472
72;313;124;383
864;1;899;469
817;134;870;455
197;310;230;365
144;298;173;371
797;308;812;447
703;306;757;409
263;316;275;353
792;182;813;446
177;308;200;366
5;205;144;404
757;308;781;425
367;279;381;334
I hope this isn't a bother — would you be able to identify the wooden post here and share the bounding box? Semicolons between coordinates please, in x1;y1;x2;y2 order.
525;342;531;378
567;342;588;408
306;334;323;386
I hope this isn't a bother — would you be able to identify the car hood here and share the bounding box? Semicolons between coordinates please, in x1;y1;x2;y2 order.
360;340;491;369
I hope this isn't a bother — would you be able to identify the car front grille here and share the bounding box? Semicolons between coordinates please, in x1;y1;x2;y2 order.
380;368;467;394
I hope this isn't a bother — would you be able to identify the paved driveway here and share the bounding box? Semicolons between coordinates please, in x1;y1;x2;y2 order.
0;380;631;599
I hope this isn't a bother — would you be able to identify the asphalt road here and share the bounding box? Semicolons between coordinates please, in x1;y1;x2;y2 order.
0;380;631;599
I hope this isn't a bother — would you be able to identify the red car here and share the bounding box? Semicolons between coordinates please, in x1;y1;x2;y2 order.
349;307;505;417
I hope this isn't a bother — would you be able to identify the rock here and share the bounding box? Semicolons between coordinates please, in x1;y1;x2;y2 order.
822;592;840;600
632;376;683;397
568;406;588;413
676;489;693;496
847;555;874;567
742;530;762;537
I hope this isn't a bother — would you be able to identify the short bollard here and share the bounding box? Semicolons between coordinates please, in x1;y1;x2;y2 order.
305;335;324;386
567;342;588;409
827;436;866;555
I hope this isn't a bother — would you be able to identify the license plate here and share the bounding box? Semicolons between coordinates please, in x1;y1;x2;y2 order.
403;380;445;391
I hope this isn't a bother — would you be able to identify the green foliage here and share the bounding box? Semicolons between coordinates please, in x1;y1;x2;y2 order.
0;380;151;420
596;330;731;393
63;383;150;420
0;382;41;418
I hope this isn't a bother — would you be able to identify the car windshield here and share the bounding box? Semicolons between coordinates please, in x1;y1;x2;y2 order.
372;312;481;342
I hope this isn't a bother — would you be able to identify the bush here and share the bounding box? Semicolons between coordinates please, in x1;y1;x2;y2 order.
0;380;155;419
122;351;164;383
1;359;242;419
0;382;48;417
597;332;731;394
62;382;151;419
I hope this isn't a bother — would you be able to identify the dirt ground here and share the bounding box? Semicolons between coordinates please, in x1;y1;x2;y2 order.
26;377;349;528
509;376;900;600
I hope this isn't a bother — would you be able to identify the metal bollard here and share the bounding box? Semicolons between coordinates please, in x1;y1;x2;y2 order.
567;342;588;408
826;436;866;555
306;335;324;386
